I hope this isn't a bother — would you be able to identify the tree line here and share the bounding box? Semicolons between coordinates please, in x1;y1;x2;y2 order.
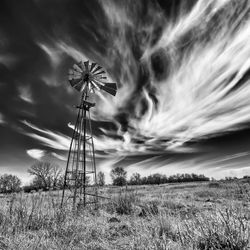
110;166;210;186
0;161;210;194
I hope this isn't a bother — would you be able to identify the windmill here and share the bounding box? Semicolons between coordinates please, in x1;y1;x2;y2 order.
61;60;117;210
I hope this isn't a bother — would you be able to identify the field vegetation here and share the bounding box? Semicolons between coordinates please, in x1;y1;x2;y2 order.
0;179;249;249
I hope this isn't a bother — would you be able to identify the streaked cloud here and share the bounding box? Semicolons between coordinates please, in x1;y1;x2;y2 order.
38;42;62;67
22;120;70;150
209;152;250;165
51;152;67;161
97;0;250;156
0;54;19;68
26;149;45;159
18;86;33;103
0;113;6;125
57;41;88;62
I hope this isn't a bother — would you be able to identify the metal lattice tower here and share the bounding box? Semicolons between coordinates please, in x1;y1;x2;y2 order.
61;60;117;210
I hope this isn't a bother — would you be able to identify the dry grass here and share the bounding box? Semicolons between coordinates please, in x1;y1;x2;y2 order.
0;181;249;249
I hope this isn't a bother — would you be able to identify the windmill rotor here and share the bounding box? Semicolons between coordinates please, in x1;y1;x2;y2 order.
68;60;117;96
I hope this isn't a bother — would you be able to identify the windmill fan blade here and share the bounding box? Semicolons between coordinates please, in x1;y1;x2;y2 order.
75;81;85;92
69;69;78;75
91;79;104;87
80;82;87;92
84;61;89;71
92;74;106;81
92;79;117;96
100;85;117;96
94;70;105;75
77;61;84;70
73;64;82;73
92;66;102;74
90;81;100;90
90;62;97;71
69;78;82;88
69;70;82;79
104;82;117;90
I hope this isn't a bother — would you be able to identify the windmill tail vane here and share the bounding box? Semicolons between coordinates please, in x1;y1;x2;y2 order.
61;60;117;210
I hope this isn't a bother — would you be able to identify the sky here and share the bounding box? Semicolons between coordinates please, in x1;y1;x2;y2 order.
1;0;250;184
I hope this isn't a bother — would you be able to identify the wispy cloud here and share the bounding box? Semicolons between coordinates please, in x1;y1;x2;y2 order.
0;113;6;125
0;54;19;68
209;152;250;165
26;149;45;159
98;0;250;156
56;41;88;62
22;120;71;150
18;86;33;103
38;42;61;68
51;152;67;161
27;149;67;162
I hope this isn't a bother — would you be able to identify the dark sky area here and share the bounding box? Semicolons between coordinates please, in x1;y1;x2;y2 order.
1;0;250;184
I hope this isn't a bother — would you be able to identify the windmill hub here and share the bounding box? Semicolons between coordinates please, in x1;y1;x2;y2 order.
83;73;90;82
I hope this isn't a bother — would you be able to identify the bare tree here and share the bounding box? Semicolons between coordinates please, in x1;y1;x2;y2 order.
0;174;21;193
50;164;62;188
28;161;62;190
97;171;105;186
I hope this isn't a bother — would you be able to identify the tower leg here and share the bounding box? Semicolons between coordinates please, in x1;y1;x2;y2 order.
61;108;81;208
88;111;98;209
83;108;87;207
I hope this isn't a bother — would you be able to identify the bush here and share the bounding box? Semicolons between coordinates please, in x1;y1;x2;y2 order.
0;174;21;193
22;186;39;193
139;201;159;217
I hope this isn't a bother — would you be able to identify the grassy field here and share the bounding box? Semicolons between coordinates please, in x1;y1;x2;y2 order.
0;180;249;249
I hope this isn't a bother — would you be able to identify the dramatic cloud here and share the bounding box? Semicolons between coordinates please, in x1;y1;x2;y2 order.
95;0;250;153
1;0;250;182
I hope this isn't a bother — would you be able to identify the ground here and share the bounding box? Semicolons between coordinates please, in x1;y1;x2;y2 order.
0;180;249;249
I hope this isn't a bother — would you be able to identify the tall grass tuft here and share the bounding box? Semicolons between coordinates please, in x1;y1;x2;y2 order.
180;206;250;249
109;191;139;215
